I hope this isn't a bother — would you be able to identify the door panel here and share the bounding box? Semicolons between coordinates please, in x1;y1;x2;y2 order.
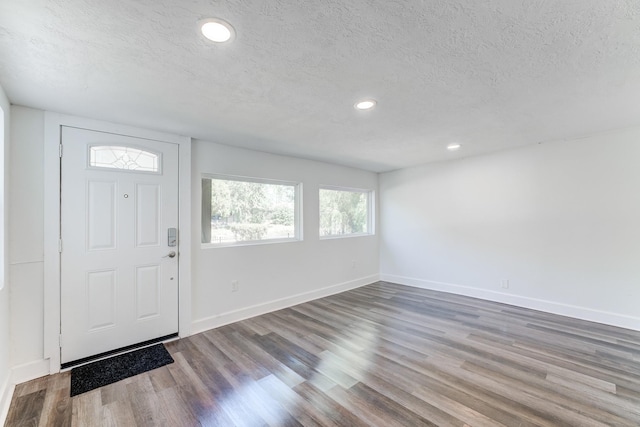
87;180;117;250
136;265;161;319
60;126;179;364
87;270;116;330
136;184;160;247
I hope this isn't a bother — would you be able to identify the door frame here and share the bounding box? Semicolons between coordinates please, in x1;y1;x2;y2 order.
43;112;192;373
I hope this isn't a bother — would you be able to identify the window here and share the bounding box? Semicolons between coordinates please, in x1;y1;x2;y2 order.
89;145;160;172
202;175;300;246
319;187;373;238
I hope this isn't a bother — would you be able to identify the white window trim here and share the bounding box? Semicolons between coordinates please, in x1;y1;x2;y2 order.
319;185;375;239
201;173;303;248
201;237;301;249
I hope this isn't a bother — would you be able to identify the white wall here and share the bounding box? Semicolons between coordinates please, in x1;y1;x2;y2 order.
191;140;379;332
9;107;45;369
380;129;640;330
0;84;13;423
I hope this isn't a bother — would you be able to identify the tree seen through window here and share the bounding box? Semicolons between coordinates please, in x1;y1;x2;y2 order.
319;188;370;236
205;178;297;244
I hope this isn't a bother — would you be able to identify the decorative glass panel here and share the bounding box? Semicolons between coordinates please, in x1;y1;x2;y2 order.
89;146;159;172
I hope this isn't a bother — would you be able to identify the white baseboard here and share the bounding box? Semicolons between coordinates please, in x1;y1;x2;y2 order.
191;274;379;335
0;374;15;427
10;359;50;386
380;274;640;332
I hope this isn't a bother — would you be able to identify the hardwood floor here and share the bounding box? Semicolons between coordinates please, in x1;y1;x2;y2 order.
5;281;640;426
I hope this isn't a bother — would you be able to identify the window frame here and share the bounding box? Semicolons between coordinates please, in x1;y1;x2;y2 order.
201;173;303;248
319;185;375;239
87;144;163;174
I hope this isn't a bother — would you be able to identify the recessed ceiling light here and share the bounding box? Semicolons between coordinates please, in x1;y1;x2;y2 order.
447;143;462;151
200;18;235;43
355;99;377;110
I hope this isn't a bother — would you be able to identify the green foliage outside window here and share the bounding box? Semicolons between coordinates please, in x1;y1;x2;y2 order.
207;178;296;244
319;189;369;236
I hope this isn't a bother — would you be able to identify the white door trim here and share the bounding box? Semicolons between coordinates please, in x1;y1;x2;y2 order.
43;112;191;373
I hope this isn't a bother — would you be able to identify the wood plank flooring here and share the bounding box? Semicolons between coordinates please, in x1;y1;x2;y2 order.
5;281;640;426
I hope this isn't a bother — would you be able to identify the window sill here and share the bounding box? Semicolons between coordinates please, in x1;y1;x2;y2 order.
319;233;375;240
201;237;302;249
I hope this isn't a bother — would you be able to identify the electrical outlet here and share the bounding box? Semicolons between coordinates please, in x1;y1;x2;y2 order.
231;280;239;292
501;279;509;289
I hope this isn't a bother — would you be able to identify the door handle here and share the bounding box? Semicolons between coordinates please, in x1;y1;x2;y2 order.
163;251;177;258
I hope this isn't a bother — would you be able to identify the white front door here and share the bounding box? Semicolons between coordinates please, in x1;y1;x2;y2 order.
60;126;179;364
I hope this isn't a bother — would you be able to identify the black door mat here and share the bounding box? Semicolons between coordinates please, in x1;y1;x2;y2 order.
70;343;174;396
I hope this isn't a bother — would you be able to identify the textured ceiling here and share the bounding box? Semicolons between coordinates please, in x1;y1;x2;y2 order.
1;0;639;172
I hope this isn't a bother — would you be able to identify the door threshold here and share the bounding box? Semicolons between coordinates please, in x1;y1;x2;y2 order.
61;333;179;370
